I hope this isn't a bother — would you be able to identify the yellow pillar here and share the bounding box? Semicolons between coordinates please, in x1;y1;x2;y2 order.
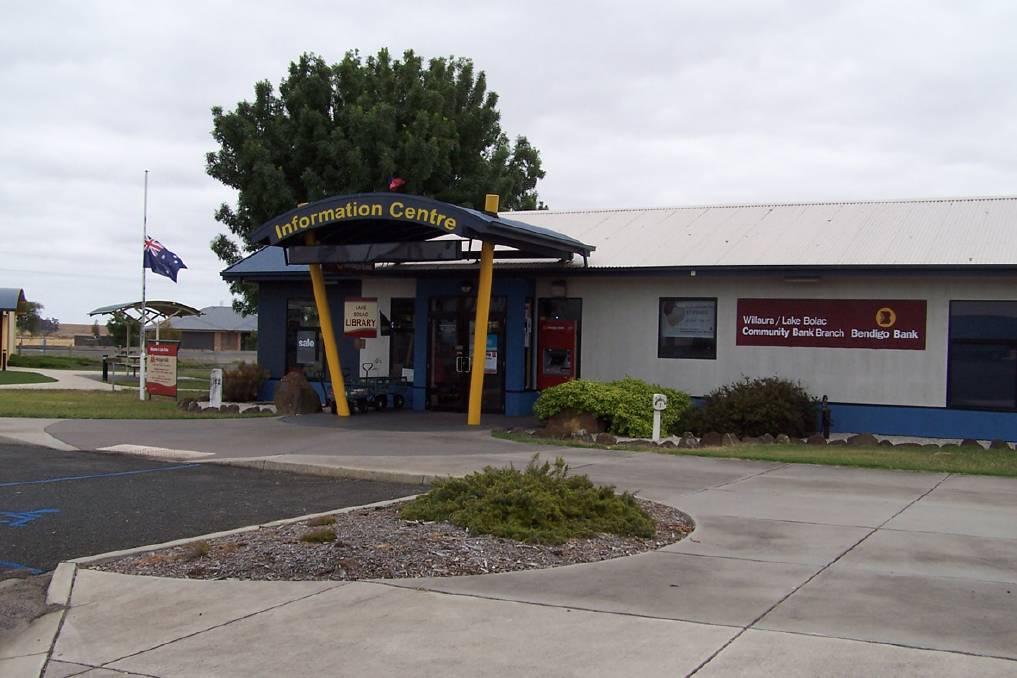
306;234;350;416
467;194;499;425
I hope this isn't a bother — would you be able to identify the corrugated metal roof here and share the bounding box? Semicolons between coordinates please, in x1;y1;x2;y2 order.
0;288;25;311
172;307;257;332
507;196;1017;268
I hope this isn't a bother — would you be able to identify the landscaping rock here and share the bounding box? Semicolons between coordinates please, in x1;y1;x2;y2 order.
678;436;699;449
245;406;262;414
775;434;791;444
988;439;1013;450
700;431;723;447
879;439;894;447
177;398;193;410
544;409;607;436
656;440;676;448
806;434;827;446
847;433;878;446
829;439;847;446
759;433;776;444
959;439;984;449
595;433;618;446
273;372;323;415
221;404;241;414
186;401;201;412
721;433;739;447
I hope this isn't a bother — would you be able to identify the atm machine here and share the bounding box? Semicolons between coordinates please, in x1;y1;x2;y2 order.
537;319;577;389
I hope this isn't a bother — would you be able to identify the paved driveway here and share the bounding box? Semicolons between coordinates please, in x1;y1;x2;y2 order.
5;415;1017;676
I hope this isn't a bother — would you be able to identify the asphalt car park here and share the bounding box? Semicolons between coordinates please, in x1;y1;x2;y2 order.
0;442;422;572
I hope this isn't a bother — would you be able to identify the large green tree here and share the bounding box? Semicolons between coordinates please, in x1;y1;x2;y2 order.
207;49;546;314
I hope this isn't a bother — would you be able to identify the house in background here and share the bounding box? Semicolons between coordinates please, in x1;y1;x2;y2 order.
1;287;26;370
171;306;257;351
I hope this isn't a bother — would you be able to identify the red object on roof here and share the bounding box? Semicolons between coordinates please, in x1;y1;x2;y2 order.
389;177;406;191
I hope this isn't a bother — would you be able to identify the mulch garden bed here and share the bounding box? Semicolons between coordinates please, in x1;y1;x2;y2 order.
91;500;694;581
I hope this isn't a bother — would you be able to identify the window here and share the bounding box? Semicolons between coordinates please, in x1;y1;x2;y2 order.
387;298;415;381
658;298;717;359
948;301;1017;409
285;300;322;379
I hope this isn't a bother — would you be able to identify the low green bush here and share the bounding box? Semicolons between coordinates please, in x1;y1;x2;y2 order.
399;455;655;544
694;376;818;437
222;362;268;402
533;377;692;437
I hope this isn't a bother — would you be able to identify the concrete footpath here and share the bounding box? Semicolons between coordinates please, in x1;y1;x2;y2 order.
2;414;1016;676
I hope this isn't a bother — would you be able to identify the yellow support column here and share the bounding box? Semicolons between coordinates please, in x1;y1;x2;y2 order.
467;194;499;425
306;234;350;416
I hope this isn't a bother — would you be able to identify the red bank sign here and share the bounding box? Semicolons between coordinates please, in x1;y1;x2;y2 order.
736;299;927;350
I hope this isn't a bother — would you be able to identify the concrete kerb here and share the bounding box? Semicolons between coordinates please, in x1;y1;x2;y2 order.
203;456;455;487
67;494;420;568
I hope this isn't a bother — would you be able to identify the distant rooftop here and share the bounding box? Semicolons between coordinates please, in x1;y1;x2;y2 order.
172;306;256;333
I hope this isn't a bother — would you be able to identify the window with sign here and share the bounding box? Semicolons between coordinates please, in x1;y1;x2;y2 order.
658;298;717;359
948;301;1017;410
285;300;322;379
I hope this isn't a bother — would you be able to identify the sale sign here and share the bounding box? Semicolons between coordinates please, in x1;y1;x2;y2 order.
145;341;179;397
736;299;926;350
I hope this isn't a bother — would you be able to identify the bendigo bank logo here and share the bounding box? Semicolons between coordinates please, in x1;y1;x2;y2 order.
875;307;897;329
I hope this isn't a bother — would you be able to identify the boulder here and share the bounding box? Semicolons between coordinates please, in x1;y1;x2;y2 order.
700;431;724;447
878;439;894;447
595;432;618;446
806;434;827;446
829;439;847;446
678;436;699;449
187;401;202;412
177;398;194;410
221;404;241;414
988;439;1012;450
759;433;776;445
959;439;984;449
245;406;262;414
543;409;606;436
775;434;791;445
721;433;739;447
846;433;879;446
656;440;676;449
273;372;323;415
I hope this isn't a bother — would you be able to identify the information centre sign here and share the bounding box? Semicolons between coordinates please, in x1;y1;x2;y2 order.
736;299;926;350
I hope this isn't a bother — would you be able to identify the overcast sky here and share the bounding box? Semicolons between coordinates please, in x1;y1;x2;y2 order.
3;1;1017;323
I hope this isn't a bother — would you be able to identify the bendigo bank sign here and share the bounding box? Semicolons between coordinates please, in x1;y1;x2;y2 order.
736;299;926;350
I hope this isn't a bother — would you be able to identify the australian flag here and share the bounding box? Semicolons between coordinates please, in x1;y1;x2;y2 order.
143;237;187;282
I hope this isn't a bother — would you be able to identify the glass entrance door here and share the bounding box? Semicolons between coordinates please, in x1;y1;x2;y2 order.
428;296;506;412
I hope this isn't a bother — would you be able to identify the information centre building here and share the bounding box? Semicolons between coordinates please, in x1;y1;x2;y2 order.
223;193;1017;440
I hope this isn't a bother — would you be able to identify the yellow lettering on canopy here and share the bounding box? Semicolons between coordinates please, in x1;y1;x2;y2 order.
389;202;404;219
445;217;456;231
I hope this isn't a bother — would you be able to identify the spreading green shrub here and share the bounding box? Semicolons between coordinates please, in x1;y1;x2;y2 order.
533;377;692;438
222;362;268;402
400;456;654;544
694;376;818;437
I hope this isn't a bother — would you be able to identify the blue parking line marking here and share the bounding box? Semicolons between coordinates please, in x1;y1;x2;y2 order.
0;559;43;574
0;464;200;488
1;508;59;527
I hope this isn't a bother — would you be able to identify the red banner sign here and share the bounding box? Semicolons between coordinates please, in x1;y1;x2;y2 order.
736;299;926;350
145;341;179;397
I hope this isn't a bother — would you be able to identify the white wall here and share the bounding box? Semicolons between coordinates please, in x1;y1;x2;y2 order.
537;274;1017;407
357;278;416;379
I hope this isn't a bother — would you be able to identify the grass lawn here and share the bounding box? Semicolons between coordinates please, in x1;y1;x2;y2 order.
493;431;1017;478
0;371;58;385
0;389;273;419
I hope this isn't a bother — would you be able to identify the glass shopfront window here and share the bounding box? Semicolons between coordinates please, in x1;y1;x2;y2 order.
948;301;1017;409
387;298;415;381
286;300;323;380
658;298;717;359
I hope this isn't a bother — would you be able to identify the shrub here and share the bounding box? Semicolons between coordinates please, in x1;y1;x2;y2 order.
533;377;692;438
400;455;655;544
695;376;818;438
300;528;336;543
222;362;268;402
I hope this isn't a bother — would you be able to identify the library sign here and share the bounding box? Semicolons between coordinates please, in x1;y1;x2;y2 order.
736;299;926;350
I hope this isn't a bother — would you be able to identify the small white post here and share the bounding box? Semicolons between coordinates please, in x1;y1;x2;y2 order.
651;393;668;443
209;368;223;408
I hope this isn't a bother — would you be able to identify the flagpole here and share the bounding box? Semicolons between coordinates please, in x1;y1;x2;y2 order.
139;170;148;401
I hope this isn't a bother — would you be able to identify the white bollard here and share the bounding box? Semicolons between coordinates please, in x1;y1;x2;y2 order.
209;368;223;408
651;393;668;442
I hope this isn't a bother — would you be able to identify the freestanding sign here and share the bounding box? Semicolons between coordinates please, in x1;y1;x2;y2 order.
145;341;178;398
344;297;379;338
209;368;223;408
736;299;926;350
